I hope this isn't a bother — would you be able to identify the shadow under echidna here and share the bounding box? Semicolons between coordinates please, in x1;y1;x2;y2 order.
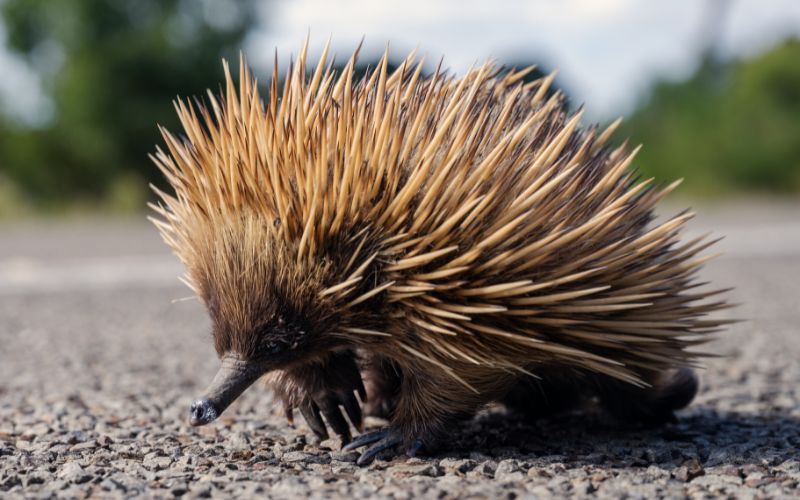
149;39;731;465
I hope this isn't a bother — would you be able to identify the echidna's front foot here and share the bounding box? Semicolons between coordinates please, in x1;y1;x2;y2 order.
294;387;364;444
271;351;367;444
343;427;424;465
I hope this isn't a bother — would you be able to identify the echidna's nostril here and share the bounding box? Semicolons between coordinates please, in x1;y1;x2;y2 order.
189;400;202;425
189;399;217;426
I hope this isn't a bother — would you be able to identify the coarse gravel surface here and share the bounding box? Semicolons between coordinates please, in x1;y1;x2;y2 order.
1;204;799;498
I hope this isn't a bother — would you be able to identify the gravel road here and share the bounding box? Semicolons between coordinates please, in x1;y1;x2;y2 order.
1;202;799;498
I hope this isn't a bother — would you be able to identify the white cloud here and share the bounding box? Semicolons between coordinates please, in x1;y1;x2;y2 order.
247;0;800;119
0;23;53;127
1;1;798;124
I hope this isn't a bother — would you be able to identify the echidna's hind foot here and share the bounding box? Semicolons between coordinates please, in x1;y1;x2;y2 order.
598;367;699;426
343;427;424;465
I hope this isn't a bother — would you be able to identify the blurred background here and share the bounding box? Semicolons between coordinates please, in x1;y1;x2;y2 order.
0;0;798;217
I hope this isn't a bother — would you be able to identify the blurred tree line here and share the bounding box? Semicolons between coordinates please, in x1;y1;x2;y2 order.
0;1;797;215
0;0;257;213
620;39;800;196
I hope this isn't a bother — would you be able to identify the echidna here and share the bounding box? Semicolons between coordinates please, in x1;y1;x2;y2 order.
150;41;728;465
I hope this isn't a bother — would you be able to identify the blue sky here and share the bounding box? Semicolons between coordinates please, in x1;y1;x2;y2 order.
2;0;800;125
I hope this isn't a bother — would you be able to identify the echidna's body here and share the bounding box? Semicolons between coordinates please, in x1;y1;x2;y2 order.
151;42;728;464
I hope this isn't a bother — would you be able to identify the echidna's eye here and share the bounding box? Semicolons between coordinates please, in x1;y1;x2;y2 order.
266;342;285;355
260;338;287;355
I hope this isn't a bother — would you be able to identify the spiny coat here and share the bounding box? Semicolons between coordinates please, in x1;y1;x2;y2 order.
150;41;729;462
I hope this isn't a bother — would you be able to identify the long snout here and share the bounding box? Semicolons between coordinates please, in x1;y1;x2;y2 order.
189;354;266;426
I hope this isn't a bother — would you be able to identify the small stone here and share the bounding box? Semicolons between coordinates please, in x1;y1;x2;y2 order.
500;471;526;482
64;431;89;445
745;472;766;488
571;478;594;494
438;458;475;474
97;435;113;447
282;451;309;463
171;484;189;496
389;464;442;477
143;453;172;471
719;465;742;477
248;452;274;464
674;459;705;483
527;485;553;497
494;459;521;480
25;475;46;486
0;474;21;489
740;464;767;476
190;483;213;498
58;462;91;484
689;474;740;491
474;461;497;476
528;468;551;479
330;451;359;463
331;463;358;474
100;477;126;492
70;440;97;451
14;439;32;451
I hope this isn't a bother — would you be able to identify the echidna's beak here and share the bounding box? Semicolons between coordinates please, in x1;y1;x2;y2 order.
189;354;266;426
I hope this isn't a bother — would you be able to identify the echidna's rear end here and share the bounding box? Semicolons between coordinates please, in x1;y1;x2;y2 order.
151;40;730;465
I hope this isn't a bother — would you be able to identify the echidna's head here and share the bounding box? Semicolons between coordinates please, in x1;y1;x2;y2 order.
183;215;366;426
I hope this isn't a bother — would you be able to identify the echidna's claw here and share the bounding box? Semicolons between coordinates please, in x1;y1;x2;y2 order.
343;428;387;450
277;351;366;444
316;395;353;443
342;391;364;432
296;391;363;444
343;427;414;465
298;399;328;440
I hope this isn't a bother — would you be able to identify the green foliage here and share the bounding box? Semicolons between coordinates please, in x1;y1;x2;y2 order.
0;0;256;208
1;2;797;213
619;39;800;196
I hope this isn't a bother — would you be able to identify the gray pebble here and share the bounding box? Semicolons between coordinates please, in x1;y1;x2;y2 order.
281;451;310;463
57;462;91;484
330;451;360;463
438;458;476;473
389;464;442;477
494;459;521;479
1;249;798;499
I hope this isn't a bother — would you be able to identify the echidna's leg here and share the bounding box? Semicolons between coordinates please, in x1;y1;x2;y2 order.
596;367;698;425
347;359;487;464
502;372;586;420
267;350;367;443
360;355;401;419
